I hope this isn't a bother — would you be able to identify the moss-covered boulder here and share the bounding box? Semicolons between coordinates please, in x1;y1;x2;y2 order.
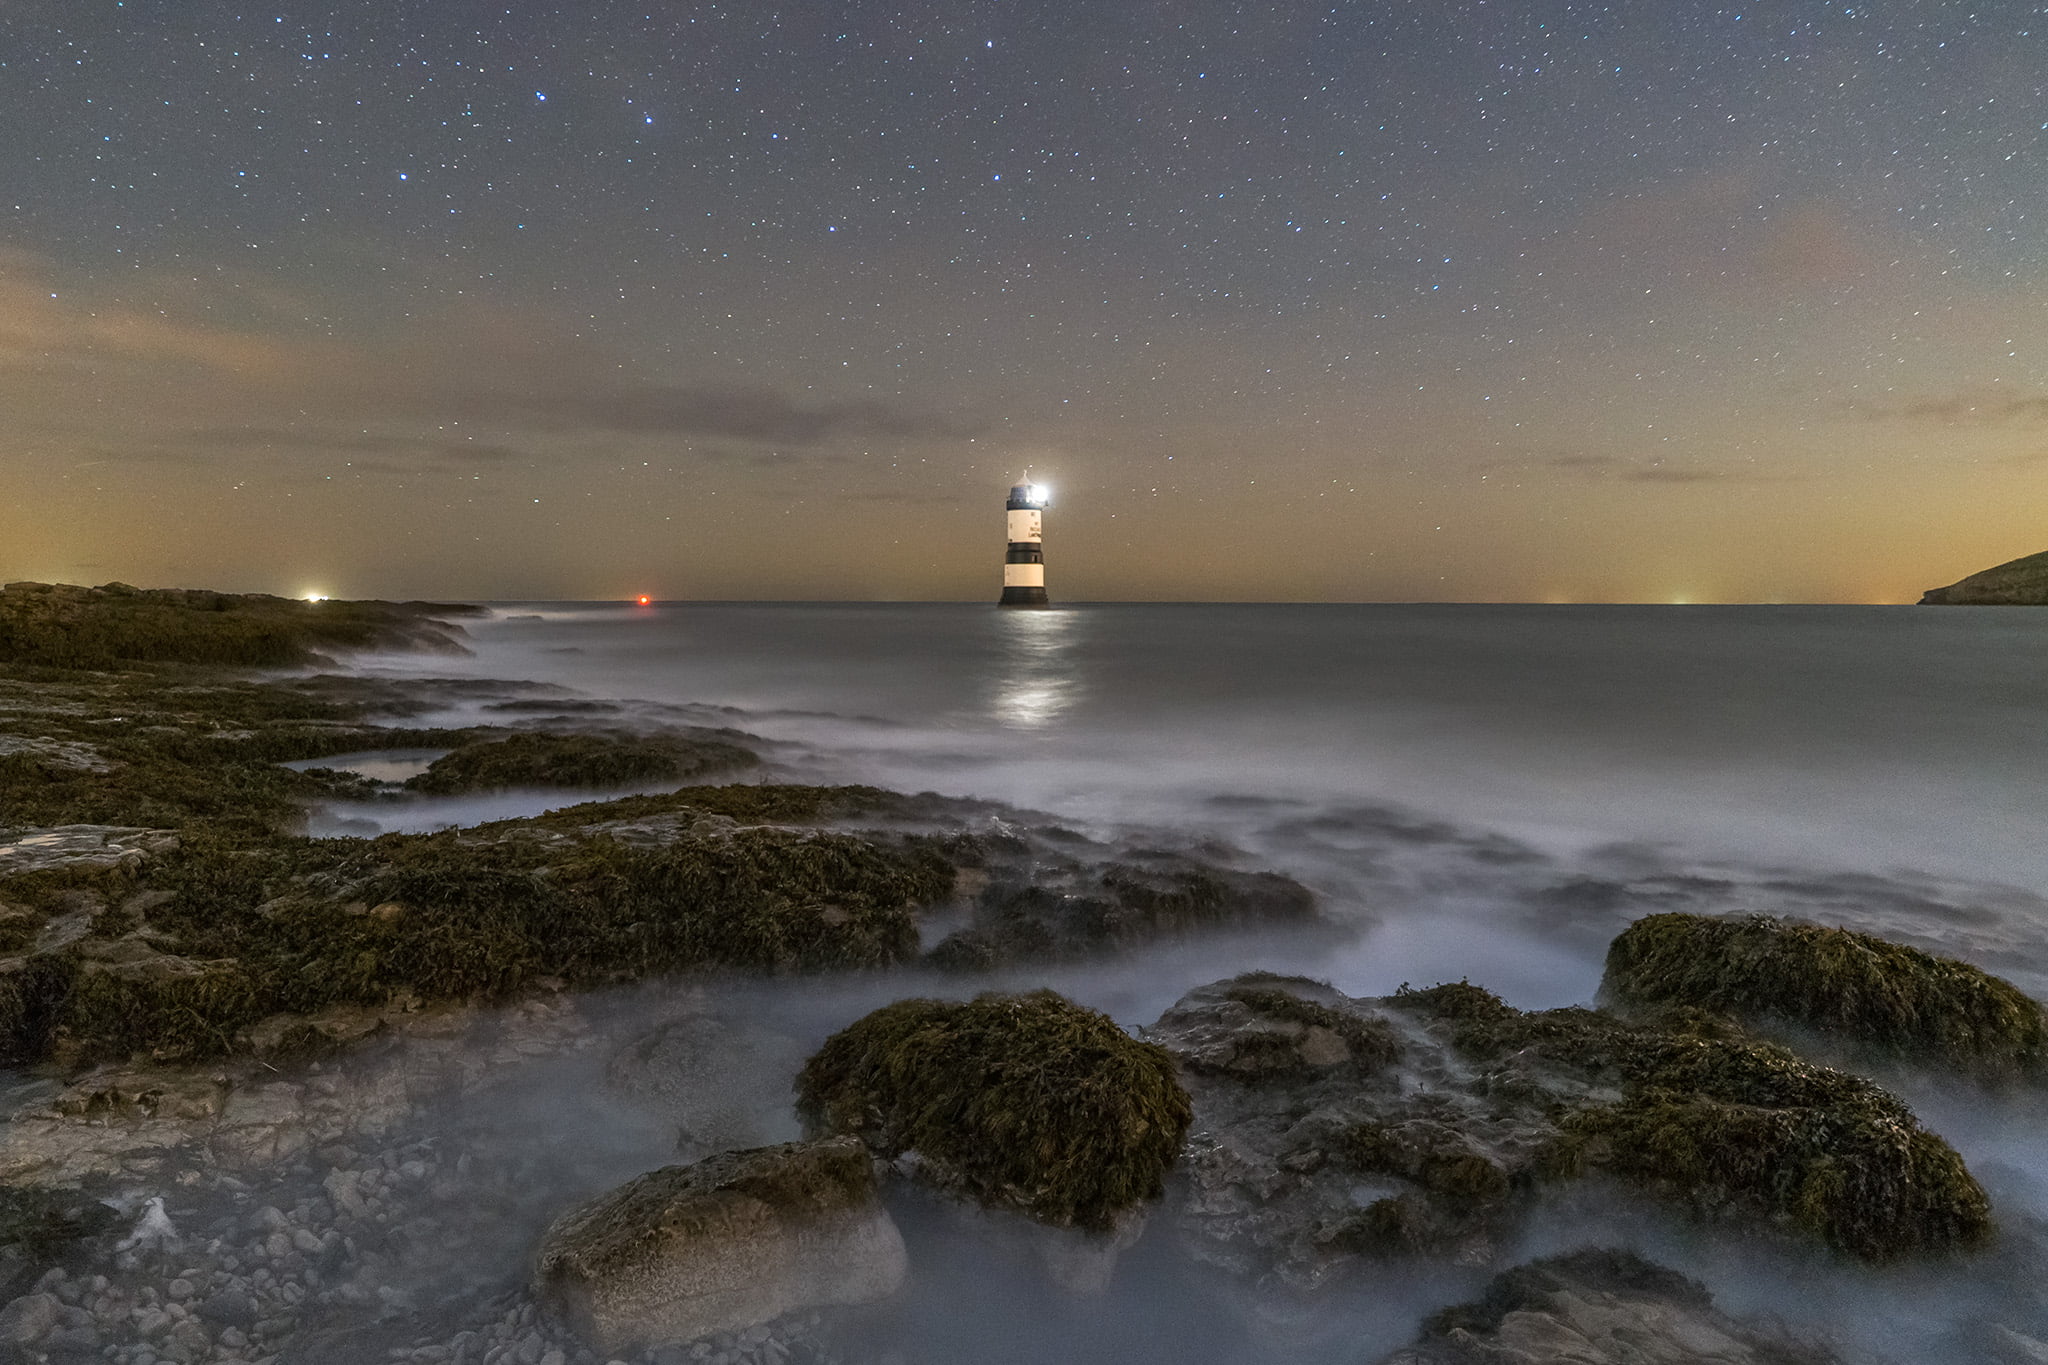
1603;912;2048;1083
534;1136;906;1353
796;991;1192;1231
405;731;757;795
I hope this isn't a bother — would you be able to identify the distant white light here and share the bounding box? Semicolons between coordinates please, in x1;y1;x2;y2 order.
303;593;328;603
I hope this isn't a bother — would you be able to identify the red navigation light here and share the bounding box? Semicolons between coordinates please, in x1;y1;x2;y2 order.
636;595;652;606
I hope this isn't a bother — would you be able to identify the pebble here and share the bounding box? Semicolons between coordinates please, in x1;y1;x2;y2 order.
197;1288;258;1328
0;1292;60;1345
47;1323;101;1351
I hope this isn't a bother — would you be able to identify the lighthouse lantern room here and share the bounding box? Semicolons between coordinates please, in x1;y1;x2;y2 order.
999;480;1051;607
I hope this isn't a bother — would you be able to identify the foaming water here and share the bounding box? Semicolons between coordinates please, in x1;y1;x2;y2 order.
314;603;2048;1360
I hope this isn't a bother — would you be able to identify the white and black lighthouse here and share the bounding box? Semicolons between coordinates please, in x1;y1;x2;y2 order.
999;479;1052;607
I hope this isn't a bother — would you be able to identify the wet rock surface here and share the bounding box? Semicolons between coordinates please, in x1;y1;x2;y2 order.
534;1137;906;1355
1147;972;1990;1293
1374;1248;1841;1365
1149;974;1530;1290
0;960;2026;1365
0;827;179;879
0;993;871;1365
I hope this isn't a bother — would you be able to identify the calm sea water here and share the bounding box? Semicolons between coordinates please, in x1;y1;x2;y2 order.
320;603;2048;1360
364;602;2048;894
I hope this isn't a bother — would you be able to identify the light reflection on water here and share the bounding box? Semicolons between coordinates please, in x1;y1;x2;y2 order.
989;607;1082;729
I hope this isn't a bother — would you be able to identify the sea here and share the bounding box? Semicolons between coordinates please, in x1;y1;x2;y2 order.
315;602;2048;1362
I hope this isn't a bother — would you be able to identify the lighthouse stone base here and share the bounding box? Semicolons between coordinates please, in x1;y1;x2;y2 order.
999;587;1051;607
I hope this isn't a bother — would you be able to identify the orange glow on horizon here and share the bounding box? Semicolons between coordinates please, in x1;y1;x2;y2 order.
636;595;651;605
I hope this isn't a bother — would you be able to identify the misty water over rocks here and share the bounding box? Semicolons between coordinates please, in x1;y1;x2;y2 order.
10;603;2048;1364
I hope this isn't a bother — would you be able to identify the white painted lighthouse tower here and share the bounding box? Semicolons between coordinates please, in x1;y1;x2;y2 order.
999;479;1051;607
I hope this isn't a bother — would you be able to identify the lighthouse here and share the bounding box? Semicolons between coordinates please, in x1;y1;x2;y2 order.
999;479;1052;607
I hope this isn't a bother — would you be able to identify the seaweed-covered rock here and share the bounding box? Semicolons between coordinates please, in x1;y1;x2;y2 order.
0;819;953;1067
1146;974;1988;1289
1377;1248;1842;1365
1603;912;2048;1083
925;852;1318;970
538;787;1322;972
405;730;757;795
533;1136;905;1353
796;991;1192;1231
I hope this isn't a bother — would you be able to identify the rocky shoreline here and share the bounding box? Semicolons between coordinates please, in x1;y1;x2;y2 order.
5;583;2048;1364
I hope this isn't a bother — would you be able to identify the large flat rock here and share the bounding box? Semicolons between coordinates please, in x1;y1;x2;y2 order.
533;1136;906;1353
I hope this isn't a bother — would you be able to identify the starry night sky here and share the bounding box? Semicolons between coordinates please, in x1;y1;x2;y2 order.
3;1;2043;601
